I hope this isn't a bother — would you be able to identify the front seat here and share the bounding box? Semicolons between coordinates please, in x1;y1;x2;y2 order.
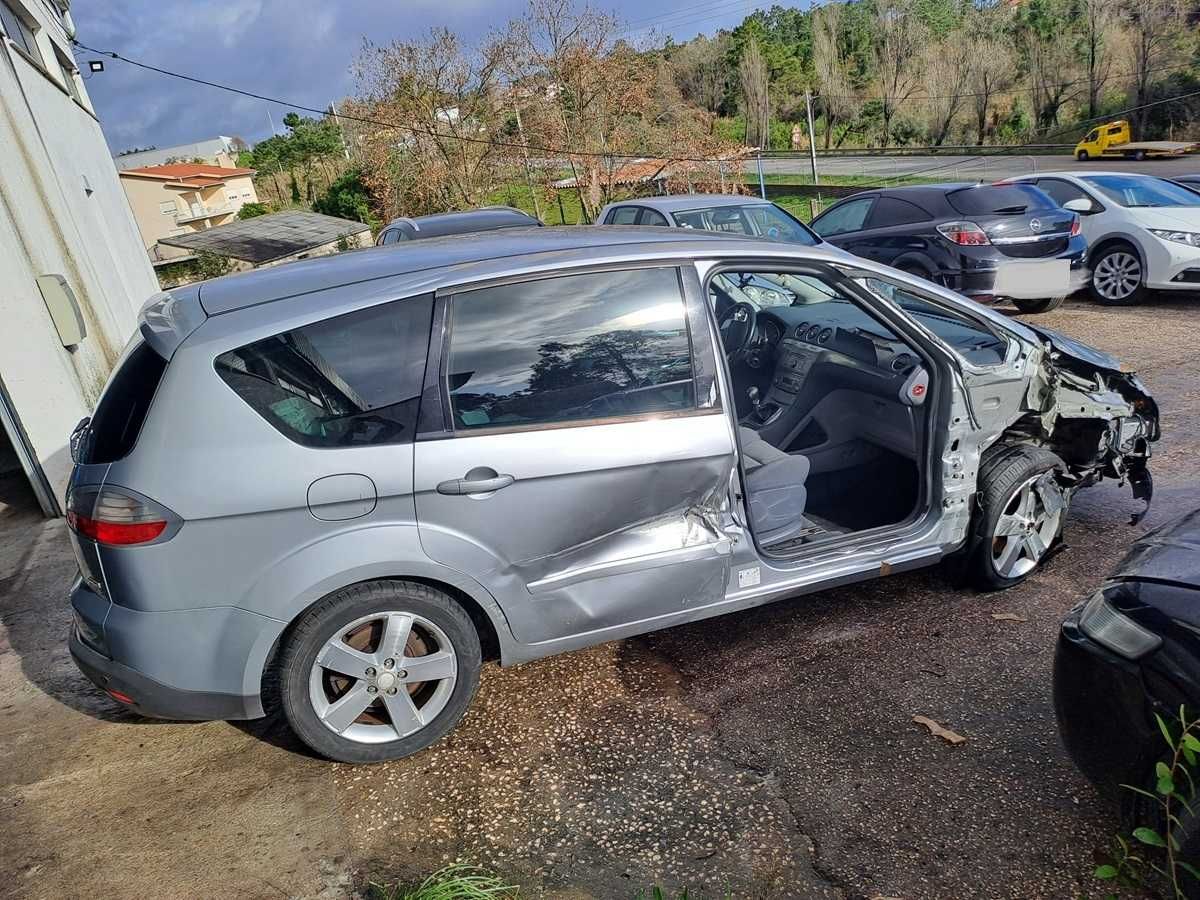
739;427;811;547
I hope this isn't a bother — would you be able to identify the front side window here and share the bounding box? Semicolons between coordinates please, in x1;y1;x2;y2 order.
857;275;1008;366
216;296;433;447
640;208;669;226
1082;175;1200;209
447;268;695;430
811;197;874;237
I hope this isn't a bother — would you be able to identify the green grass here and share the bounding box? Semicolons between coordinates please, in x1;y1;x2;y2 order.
488;182;587;225
370;865;518;900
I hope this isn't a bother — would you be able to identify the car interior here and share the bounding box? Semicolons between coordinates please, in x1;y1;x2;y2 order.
709;268;994;556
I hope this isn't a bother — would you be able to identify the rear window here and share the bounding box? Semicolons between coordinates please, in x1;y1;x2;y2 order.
86;341;167;464
215;296;433;448
946;185;1054;216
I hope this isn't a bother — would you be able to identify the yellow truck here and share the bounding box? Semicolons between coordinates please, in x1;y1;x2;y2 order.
1074;120;1199;161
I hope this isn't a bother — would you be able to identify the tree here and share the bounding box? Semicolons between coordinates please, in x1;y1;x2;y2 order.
812;2;861;149
1126;0;1189;137
963;3;1017;144
920;24;974;145
1015;0;1082;130
312;168;378;228
670;33;731;116
739;34;771;149
872;0;928;147
237;202;269;220
1077;0;1123;120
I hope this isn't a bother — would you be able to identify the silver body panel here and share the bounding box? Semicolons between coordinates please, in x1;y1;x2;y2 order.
66;228;1157;718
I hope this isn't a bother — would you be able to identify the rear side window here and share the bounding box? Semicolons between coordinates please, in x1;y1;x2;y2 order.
607;207;640;225
1034;178;1092;208
446;268;695;430
946;185;1054;215
867;197;933;228
216;296;433;447
86;341;167;464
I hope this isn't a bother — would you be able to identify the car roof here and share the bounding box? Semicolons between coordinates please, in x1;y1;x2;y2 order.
194;225;807;316
1020;170;1158;180
382;206;541;238
611;194;777;213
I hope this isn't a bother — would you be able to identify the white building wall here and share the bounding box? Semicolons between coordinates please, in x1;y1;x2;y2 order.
0;0;159;512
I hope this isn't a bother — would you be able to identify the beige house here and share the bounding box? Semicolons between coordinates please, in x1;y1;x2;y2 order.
118;162;259;262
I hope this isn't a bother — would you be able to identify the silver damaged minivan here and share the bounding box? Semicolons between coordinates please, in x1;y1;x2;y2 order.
66;227;1159;763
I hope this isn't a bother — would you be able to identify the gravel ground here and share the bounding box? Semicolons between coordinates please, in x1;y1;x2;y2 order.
0;291;1196;899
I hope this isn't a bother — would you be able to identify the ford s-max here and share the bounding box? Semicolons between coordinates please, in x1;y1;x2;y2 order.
66;227;1158;763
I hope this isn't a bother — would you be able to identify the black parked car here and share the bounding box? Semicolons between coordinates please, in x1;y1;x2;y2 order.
376;206;541;245
809;183;1089;314
1055;509;1200;860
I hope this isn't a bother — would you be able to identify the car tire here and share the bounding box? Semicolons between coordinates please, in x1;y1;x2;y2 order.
1089;245;1147;306
1133;149;1147;162
279;580;481;764
898;263;936;284
1076;150;1089;161
1011;296;1066;314
969;445;1068;591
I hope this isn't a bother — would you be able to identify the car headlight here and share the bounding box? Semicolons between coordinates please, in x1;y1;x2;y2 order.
1078;590;1162;660
1148;228;1200;247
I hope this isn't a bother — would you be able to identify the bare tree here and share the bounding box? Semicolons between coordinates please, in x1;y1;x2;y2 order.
920;27;974;146
872;0;927;148
1078;0;1123;120
812;2;860;149
739;34;771;149
1126;0;1188;137
962;3;1016;145
350;28;506;217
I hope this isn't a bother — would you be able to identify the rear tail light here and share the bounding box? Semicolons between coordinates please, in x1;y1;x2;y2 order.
67;485;179;547
936;221;991;246
1070;215;1081;237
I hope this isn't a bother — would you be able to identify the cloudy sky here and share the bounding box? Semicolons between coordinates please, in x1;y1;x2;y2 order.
71;0;765;154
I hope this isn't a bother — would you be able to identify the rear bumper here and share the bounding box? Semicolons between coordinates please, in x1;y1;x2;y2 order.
68;576;284;721
954;239;1088;299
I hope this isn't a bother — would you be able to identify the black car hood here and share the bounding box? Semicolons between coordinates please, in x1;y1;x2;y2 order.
1112;509;1200;591
1023;324;1124;372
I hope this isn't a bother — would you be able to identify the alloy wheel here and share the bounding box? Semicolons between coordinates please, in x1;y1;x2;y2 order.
1093;251;1141;302
990;472;1065;579
308;611;458;744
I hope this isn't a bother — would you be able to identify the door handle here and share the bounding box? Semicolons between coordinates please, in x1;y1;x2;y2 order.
436;469;515;495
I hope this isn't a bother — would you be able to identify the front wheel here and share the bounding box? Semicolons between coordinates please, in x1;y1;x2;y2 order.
969;446;1068;590
1011;296;1066;314
279;580;481;764
1076;149;1089;161
1089;246;1146;306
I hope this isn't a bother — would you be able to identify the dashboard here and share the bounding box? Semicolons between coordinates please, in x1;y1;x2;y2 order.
749;307;920;380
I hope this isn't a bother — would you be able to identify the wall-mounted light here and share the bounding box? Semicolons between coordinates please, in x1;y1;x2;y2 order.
87;60;104;73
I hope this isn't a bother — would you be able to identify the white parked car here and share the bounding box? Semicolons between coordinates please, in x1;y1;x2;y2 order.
1008;172;1200;305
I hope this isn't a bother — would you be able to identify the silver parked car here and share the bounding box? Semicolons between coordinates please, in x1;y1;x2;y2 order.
66;227;1159;763
597;193;822;246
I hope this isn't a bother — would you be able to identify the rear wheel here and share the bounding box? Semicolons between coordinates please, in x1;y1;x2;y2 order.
969;446;1068;590
279;580;481;764
1090;245;1146;306
898;263;936;284
1133;149;1148;162
1011;296;1066;314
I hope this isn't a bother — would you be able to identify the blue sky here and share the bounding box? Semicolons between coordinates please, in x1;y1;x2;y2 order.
71;0;768;154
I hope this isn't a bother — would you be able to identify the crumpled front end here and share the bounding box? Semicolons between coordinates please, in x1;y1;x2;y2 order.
1021;331;1159;522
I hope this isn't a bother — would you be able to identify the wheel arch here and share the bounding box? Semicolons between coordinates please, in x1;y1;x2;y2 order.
1088;234;1146;270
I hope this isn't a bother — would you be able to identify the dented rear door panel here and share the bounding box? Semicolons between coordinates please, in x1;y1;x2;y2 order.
413;415;735;643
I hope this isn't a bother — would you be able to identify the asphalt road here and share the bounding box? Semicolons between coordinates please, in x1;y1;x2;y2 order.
747;153;1200;182
2;292;1199;899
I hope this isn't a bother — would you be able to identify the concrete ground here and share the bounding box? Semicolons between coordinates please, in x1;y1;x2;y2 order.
2;293;1198;899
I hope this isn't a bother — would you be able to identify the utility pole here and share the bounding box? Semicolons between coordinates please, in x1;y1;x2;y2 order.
757;152;766;200
804;90;819;185
330;100;351;161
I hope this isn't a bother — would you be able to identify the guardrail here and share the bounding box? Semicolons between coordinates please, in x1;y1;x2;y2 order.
762;144;1075;158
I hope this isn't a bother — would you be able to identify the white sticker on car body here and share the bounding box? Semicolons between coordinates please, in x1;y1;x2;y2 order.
738;565;761;588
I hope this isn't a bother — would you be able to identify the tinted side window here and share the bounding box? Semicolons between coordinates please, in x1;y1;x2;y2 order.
608;207;640;225
1035;178;1092;207
447;269;695;431
216;296;433;447
86;341;168;464
639;208;669;226
811;198;874;236
867;197;933;228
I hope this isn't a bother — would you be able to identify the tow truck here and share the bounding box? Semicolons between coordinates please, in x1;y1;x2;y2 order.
1074;120;1198;161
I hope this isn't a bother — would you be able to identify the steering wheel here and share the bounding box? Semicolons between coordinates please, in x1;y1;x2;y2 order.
717;301;757;363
